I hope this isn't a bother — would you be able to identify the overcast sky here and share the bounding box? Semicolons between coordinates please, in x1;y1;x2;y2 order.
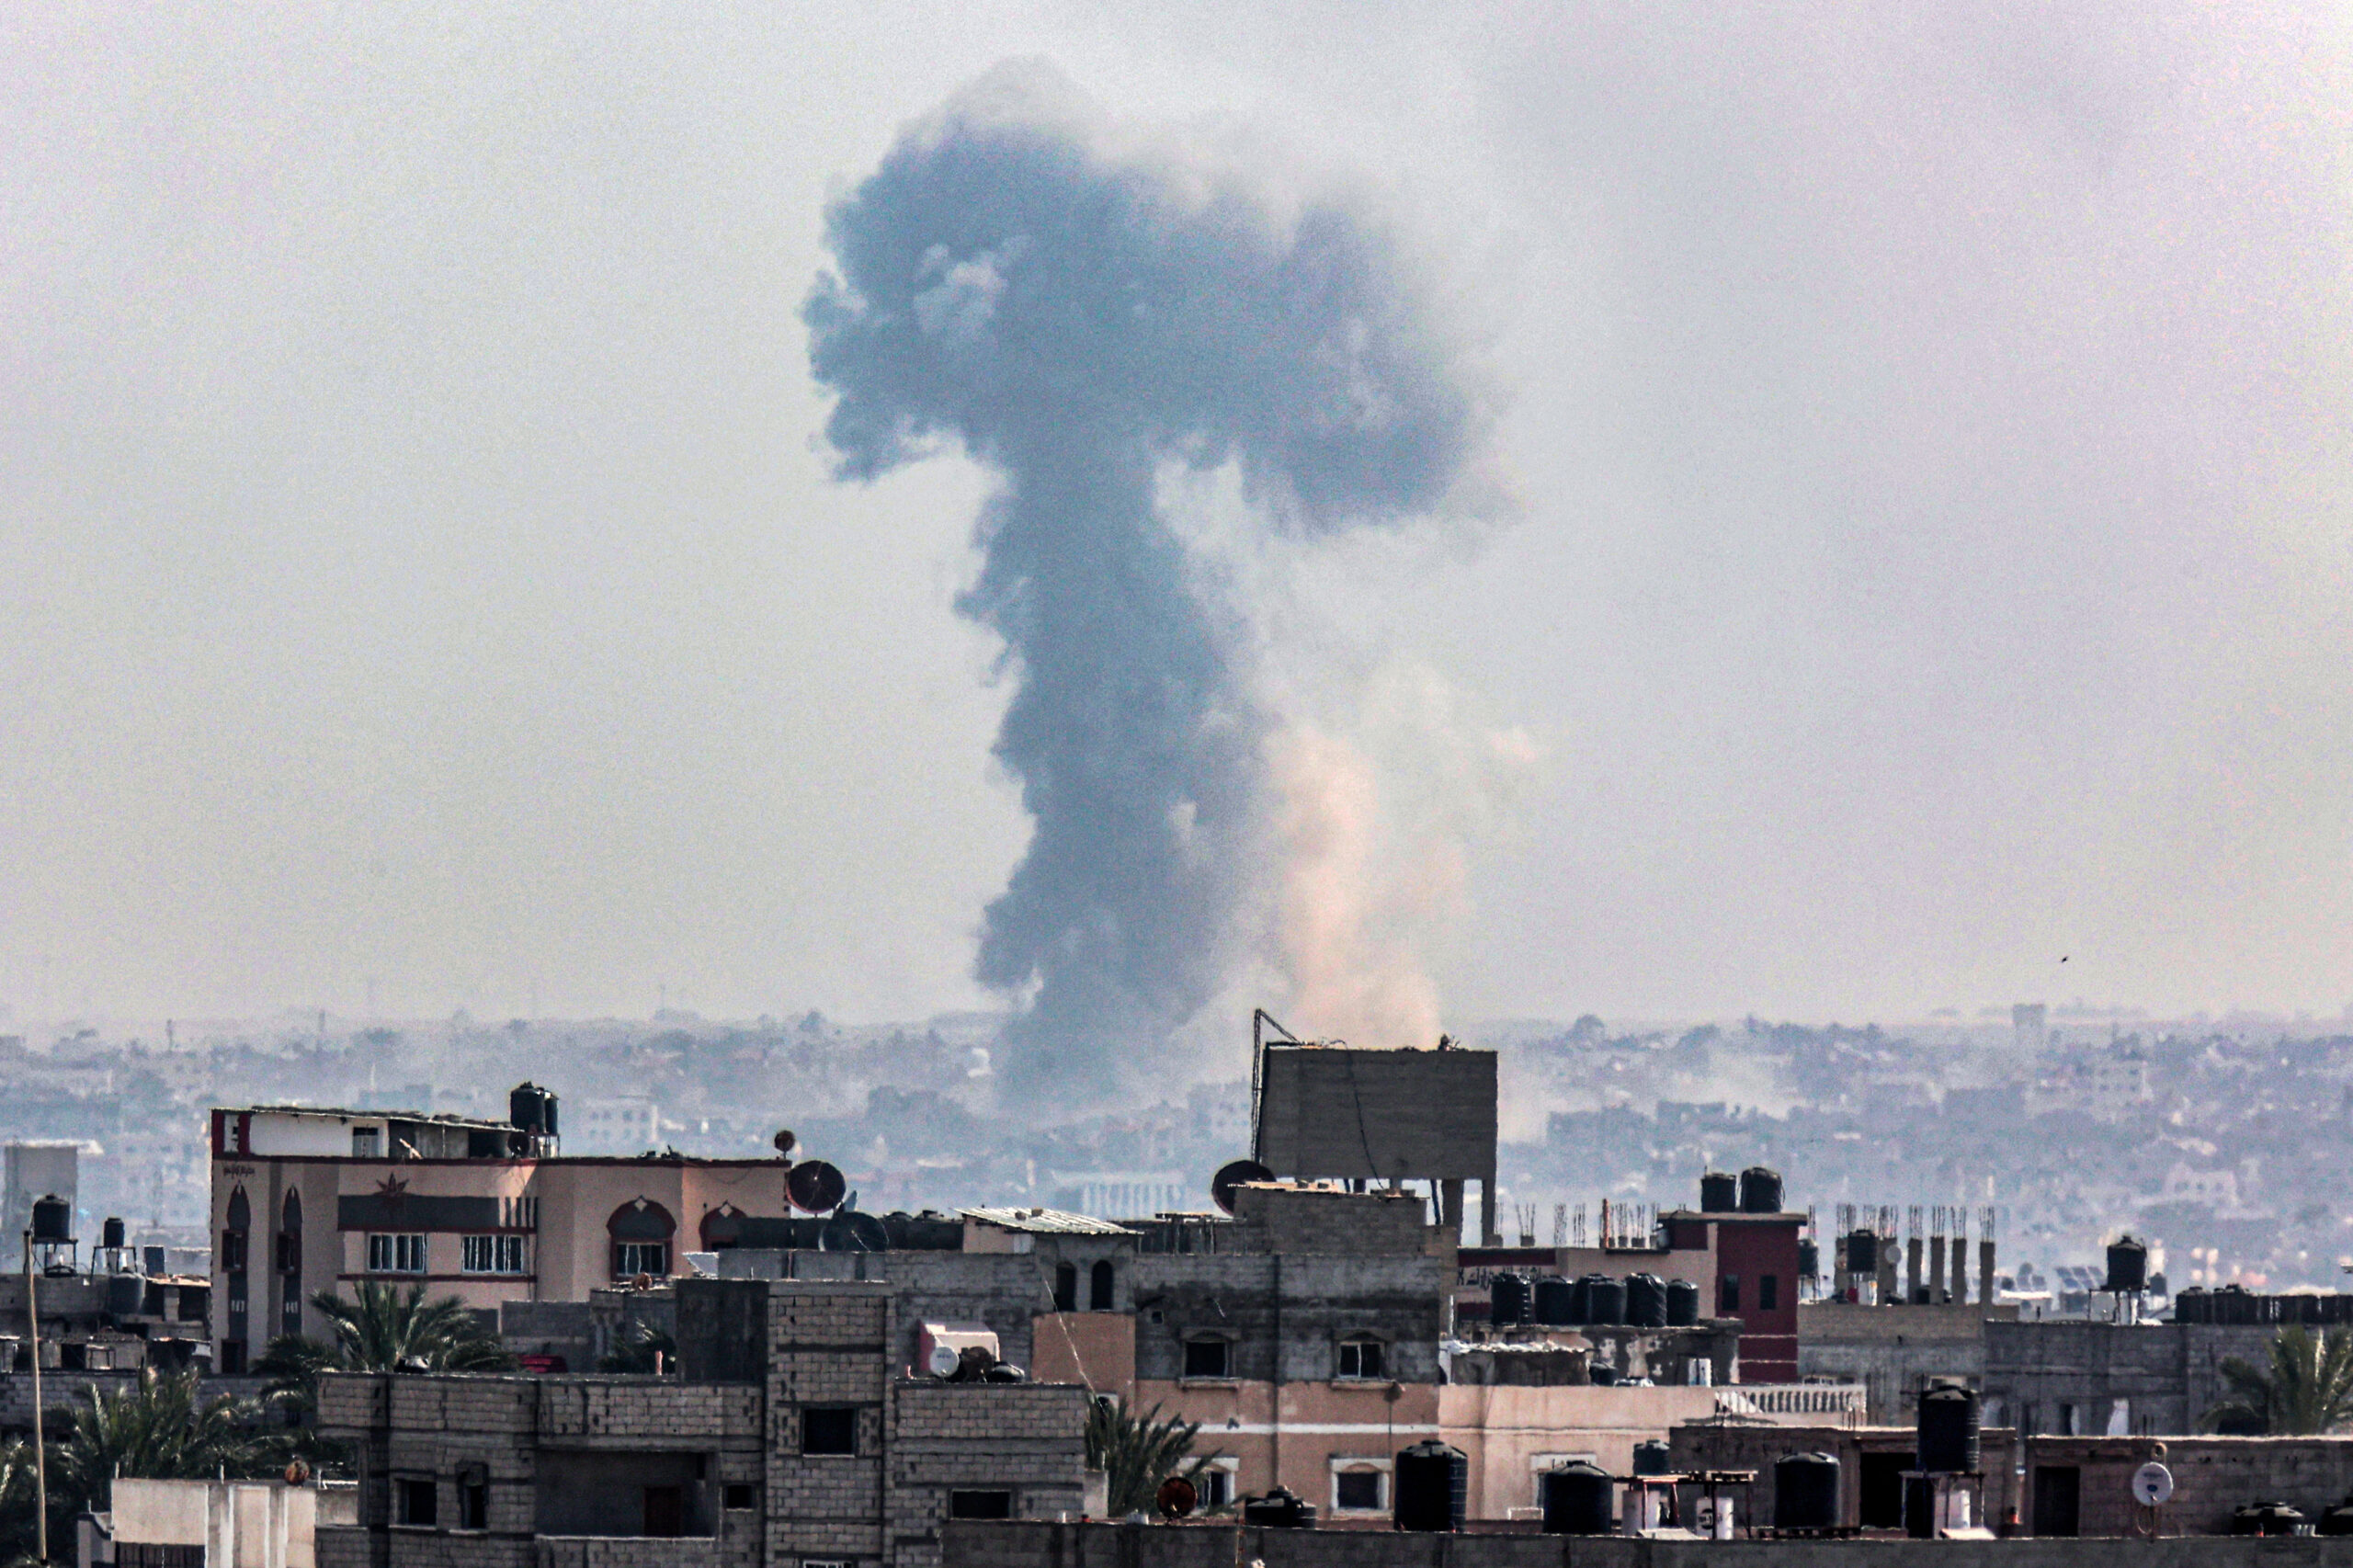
3;5;2347;1036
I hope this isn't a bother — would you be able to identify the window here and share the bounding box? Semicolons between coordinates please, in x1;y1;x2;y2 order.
352;1127;381;1158
949;1490;1014;1520
801;1407;857;1456
1720;1274;1741;1313
1336;1336;1385;1380
219;1231;247;1271
1089;1260;1115;1311
457;1466;488;1531
723;1483;756;1511
369;1233;426;1274
218;1339;246;1376
1197;1465;1236;1509
395;1477;438;1528
1759;1273;1779;1312
608;1199;676;1280
1182;1338;1231;1380
614;1242;668;1278
462;1234;527;1274
1053;1262;1077;1312
1333;1469;1385;1512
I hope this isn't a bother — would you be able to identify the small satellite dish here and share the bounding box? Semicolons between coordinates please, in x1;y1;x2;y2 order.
821;1210;890;1253
2131;1462;2174;1506
1212;1159;1275;1215
772;1129;796;1157
284;1460;311;1487
1155;1475;1198;1519
787;1159;847;1213
926;1342;961;1378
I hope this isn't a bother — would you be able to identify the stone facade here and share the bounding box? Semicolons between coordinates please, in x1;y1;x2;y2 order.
1797;1301;2018;1424
314;1279;1087;1568
1983;1318;2287;1437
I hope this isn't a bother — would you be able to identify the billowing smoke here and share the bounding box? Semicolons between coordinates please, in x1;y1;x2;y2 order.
806;62;1482;1100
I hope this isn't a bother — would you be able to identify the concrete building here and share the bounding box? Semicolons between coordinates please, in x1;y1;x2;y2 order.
78;1477;357;1568
1983;1317;2287;1437
313;1278;1089;1568
1798;1300;2020;1425
1672;1419;2024;1533
208;1096;802;1370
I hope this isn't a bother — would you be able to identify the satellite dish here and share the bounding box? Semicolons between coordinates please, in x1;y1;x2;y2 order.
1155;1475;1199;1519
1212;1159;1275;1215
821;1210;890;1252
787;1159;847;1213
926;1342;962;1378
2132;1462;2174;1506
772;1130;797;1157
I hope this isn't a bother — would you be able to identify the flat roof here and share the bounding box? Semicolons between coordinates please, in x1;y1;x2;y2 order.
959;1207;1135;1236
221;1104;516;1130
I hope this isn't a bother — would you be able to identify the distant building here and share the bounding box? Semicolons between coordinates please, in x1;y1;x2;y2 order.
567;1096;661;1155
3;1141;81;1268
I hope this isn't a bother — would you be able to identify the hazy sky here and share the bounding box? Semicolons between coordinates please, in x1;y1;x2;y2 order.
3;5;2347;1037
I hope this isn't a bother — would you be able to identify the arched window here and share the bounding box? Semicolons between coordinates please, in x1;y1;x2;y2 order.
1089;1260;1115;1312
222;1187;250;1271
699;1204;745;1251
278;1189;303;1337
608;1199;676;1279
1052;1262;1077;1312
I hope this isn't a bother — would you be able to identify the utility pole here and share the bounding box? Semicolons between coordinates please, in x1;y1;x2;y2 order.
26;1232;46;1562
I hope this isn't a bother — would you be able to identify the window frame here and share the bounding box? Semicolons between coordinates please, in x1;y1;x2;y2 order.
1719;1273;1741;1313
948;1489;1015;1520
613;1240;669;1279
722;1483;756;1511
1181;1335;1233;1381
801;1405;858;1457
368;1233;426;1275
1758;1273;1779;1312
1330;1463;1389;1514
1336;1335;1387;1381
394;1476;438;1528
461;1234;528;1275
455;1465;488;1532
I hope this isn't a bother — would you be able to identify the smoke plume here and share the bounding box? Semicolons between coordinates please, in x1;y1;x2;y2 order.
806;62;1482;1099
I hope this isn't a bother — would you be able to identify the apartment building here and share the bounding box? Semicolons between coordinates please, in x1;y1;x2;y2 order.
209;1092;799;1370
313;1278;1089;1568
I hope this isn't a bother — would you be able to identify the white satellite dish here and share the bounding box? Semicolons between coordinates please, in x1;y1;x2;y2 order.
2131;1462;2174;1506
926;1342;962;1379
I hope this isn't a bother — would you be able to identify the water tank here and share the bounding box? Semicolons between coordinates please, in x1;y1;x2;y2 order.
101;1217;125;1251
1392;1440;1467;1533
2318;1499;2353;1537
1241;1487;1316;1528
1798;1238;1820;1280
2106;1235;2149;1293
1588;1364;1620;1388
1665;1278;1700;1327
1490;1272;1530;1327
2232;1502;2304;1537
106;1275;143;1317
1564;1274;1592;1324
1533;1275;1573;1326
1845;1231;1879;1275
1699;1172;1739;1212
1916;1381;1981;1474
1631;1440;1670;1476
1585;1274;1625;1325
1740;1166;1785;1214
1540;1462;1614;1535
1773;1452;1840;1531
1626;1273;1668;1329
509;1083;555;1134
2174;1287;2210;1324
29;1196;71;1244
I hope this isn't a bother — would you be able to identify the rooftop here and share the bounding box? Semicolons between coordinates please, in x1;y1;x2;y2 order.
958;1207;1134;1236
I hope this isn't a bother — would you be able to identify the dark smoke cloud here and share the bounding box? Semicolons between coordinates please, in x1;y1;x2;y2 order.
805;62;1480;1100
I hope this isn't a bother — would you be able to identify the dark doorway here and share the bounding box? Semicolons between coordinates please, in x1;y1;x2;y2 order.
643;1486;685;1538
2032;1467;2080;1538
1859;1452;1906;1528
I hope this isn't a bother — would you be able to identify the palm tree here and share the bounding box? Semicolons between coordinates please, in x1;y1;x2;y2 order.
0;1439;45;1565
596;1319;677;1374
2203;1324;2353;1435
1084;1399;1219;1517
46;1369;282;1528
305;1282;515;1373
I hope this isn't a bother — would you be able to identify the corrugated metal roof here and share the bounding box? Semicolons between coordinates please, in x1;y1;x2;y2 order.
957;1206;1135;1235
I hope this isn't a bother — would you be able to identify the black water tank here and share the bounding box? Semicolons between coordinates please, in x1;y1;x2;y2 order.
1845;1231;1879;1275
1665;1278;1700;1327
101;1217;125;1251
1392;1440;1467;1533
1699;1172;1739;1212
2106;1235;2149;1293
1588;1363;1620;1388
1491;1272;1530;1327
1533;1275;1573;1326
106;1275;143;1317
1916;1381;1981;1474
1774;1452;1840;1531
1242;1488;1317;1528
2174;1287;2210;1324
1626;1272;1668;1328
1540;1462;1614;1535
1799;1238;1821;1280
1740;1166;1784;1213
2318;1499;2353;1537
29;1196;70;1243
1586;1274;1625;1325
509;1082;553;1133
1631;1440;1670;1476
1564;1274;1592;1324
2232;1501;2304;1537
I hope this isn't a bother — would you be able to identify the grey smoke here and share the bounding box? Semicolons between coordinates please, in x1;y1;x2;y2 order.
805;62;1479;1100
